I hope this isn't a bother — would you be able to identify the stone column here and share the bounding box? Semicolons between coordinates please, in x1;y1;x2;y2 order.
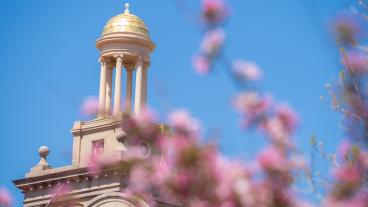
113;55;123;115
125;66;133;113
105;62;113;115
141;64;148;108
134;57;144;115
98;58;107;118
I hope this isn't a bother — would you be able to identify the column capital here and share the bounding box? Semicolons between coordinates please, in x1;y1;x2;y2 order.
114;53;125;60
115;56;123;66
143;60;150;69
136;56;144;66
107;61;115;69
136;56;151;68
124;63;135;71
135;56;150;68
98;56;108;63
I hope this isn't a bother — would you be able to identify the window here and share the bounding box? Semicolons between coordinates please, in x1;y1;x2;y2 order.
138;141;151;158
92;140;105;156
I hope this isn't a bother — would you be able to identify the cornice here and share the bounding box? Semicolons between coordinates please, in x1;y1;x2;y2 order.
96;34;156;52
71;116;123;136
13;165;128;193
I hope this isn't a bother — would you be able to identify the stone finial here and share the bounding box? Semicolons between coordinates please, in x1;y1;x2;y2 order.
113;131;128;161
124;3;130;14
116;131;127;151
28;146;51;175
38;146;49;166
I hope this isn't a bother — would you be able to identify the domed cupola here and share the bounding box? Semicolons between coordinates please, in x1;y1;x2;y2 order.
95;3;155;118
102;3;150;38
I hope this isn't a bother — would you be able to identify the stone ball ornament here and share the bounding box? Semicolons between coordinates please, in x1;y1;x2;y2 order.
116;131;127;143
38;146;49;158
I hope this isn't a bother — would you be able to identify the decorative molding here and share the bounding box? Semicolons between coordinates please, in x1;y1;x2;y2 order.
136;56;144;67
113;53;124;59
96;35;155;52
84;192;150;207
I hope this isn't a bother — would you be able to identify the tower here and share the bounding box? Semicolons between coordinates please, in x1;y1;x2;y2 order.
71;3;158;167
13;4;171;207
96;3;155;118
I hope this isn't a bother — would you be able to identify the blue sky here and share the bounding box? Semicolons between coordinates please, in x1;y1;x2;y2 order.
0;0;350;205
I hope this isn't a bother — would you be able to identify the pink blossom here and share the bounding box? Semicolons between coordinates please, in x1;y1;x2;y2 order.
295;201;315;207
0;187;12;207
337;140;351;157
86;152;120;174
361;151;368;168
151;157;170;186
173;170;192;191
193;55;210;75
324;193;368;207
201;0;229;24
220;201;236;207
86;143;126;174
80;96;99;116
125;146;153;161
261;117;289;143
128;167;151;193
215;158;253;202
189;199;209;207
275;104;298;134
258;104;298;142
200;29;225;56
171;135;196;152
50;184;70;197
168;109;201;135
258;146;288;172
333;12;363;43
48;184;72;206
333;165;361;185
232;91;271;124
134;107;158;125
232;60;263;81
342;51;368;73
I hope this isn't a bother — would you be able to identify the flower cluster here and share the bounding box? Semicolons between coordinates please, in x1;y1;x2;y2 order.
0;187;12;207
193;0;230;75
330;8;368;144
76;104;308;206
115;109;309;207
168;109;201;136
39;2;368;207
193;0;263;91
193;28;226;75
201;0;229;25
232;91;298;145
232;92;271;125
323;142;368;206
47;184;75;206
333;12;364;45
189;1;305;205
232;60;263;81
341;50;368;73
318;4;368;206
80;96;99;116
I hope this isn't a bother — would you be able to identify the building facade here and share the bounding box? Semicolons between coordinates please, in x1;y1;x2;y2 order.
13;4;173;207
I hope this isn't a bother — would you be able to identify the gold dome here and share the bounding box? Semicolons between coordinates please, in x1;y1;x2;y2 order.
102;3;149;37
